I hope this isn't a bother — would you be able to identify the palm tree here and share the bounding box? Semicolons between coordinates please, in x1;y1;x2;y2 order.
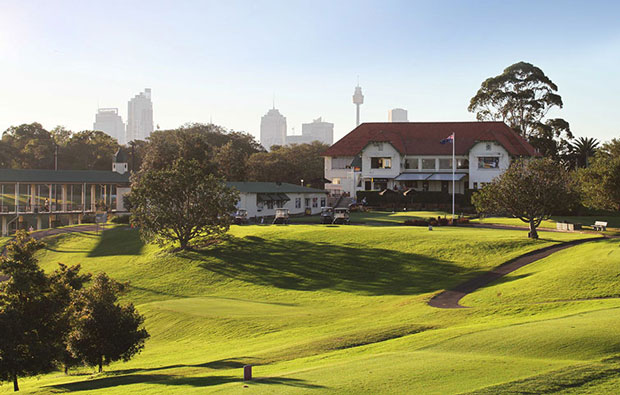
571;137;599;168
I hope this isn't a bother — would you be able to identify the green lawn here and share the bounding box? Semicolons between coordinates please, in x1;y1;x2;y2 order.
4;224;619;394
292;210;452;225
471;214;620;230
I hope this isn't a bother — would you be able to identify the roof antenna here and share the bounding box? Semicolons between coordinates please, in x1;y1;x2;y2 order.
357;75;360;87
272;92;275;109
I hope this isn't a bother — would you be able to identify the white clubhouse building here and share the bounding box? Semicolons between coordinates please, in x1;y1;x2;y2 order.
323;121;539;196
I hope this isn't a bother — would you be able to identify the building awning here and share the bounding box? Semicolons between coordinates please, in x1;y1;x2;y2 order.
395;173;433;181
257;193;290;202
427;173;467;181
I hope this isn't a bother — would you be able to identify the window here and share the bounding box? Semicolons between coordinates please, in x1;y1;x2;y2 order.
473;182;478;189
457;159;469;169
305;198;310;207
441;181;449;193
439;159;452;169
312;197;318;208
267;201;274;209
295;198;301;208
422;181;429;191
404;158;418;170
331;157;352;169
371;157;391;169
486;143;492;151
478;157;499;169
332;178;341;185
320;197;326;207
422;159;435;170
404;180;418;188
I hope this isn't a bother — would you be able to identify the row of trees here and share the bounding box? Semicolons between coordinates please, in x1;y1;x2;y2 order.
0;122;328;185
0;232;149;391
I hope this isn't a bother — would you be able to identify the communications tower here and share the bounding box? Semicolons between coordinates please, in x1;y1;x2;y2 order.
352;84;364;127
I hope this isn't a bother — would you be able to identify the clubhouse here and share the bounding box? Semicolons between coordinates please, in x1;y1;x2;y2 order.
322;121;539;196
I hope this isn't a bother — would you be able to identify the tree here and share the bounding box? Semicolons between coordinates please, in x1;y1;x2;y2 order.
1;123;56;169
128;159;239;250
569;137;599;168
61;130;120;170
468;62;573;157
49;264;92;374
472;158;575;239
247;141;329;185
140;123;262;178
214;140;249;181
577;139;620;211
0;231;57;392
50;126;73;147
66;273;149;373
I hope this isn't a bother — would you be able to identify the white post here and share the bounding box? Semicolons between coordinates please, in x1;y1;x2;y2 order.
15;182;19;214
452;133;455;221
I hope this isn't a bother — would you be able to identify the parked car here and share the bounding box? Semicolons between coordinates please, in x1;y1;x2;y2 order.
332;208;350;225
272;208;290;225
320;207;334;224
233;209;249;225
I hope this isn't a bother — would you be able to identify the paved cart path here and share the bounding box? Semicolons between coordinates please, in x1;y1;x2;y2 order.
428;236;607;309
0;225;102;282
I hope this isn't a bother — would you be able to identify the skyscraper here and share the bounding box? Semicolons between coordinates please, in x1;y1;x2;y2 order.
286;117;333;145
388;108;408;122
260;107;287;150
126;88;153;142
93;108;126;144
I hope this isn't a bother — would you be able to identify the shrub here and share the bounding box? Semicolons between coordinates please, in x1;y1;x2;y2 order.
111;215;130;224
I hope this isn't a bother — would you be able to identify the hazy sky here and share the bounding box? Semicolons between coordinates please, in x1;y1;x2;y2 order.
1;0;619;143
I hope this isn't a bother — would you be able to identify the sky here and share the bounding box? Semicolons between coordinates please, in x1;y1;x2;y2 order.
1;0;619;143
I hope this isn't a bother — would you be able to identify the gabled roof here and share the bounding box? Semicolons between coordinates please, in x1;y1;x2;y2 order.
226;182;326;194
0;169;130;183
322;122;539;157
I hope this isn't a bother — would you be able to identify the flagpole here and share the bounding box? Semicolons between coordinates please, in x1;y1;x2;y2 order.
452;132;455;222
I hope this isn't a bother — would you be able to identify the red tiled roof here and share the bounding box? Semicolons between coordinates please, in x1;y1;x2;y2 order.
322;122;539;157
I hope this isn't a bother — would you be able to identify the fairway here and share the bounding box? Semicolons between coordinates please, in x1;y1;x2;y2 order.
3;220;619;394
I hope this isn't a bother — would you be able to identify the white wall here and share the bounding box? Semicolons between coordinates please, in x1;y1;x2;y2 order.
235;192;327;218
468;142;511;188
361;142;401;180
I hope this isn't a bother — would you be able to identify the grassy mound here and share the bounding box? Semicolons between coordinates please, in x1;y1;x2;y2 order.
4;221;618;394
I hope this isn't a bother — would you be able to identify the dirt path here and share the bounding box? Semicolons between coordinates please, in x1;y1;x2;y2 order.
0;224;103;282
428;237;605;309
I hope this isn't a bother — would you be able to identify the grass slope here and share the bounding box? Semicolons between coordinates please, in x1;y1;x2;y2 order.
2;218;617;394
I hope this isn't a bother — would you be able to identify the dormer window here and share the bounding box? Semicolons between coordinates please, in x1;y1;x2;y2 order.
486;143;492;151
371;157;391;169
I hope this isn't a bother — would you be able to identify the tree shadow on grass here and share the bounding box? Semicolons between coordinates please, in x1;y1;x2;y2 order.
183;236;468;296
87;228;144;257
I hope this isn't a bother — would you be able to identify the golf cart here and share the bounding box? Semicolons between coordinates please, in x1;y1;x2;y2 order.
233;209;248;225
320;207;334;224
332;208;350;225
272;208;290;225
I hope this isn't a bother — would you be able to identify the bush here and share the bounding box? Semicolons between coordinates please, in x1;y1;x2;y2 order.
81;214;96;223
111;215;130;224
403;219;429;226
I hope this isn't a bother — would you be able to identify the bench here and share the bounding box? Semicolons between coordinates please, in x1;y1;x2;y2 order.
591;221;608;231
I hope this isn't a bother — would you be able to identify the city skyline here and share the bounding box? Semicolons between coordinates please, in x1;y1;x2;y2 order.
1;1;619;143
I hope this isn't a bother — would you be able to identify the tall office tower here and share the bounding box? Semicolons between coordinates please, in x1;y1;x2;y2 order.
93;108;126;144
388;108;408;122
300;117;334;145
126;88;153;142
352;84;364;126
260;107;287;150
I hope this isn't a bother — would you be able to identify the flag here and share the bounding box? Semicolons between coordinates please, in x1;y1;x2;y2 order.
440;133;454;144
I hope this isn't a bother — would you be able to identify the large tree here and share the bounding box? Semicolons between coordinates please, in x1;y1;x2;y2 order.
468;62;573;158
66;273;149;373
472;158;575;239
0;232;56;392
141;123;262;179
61;130;120;170
577;139;620;211
1;123;56;169
247;141;329;186
128;158;239;250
